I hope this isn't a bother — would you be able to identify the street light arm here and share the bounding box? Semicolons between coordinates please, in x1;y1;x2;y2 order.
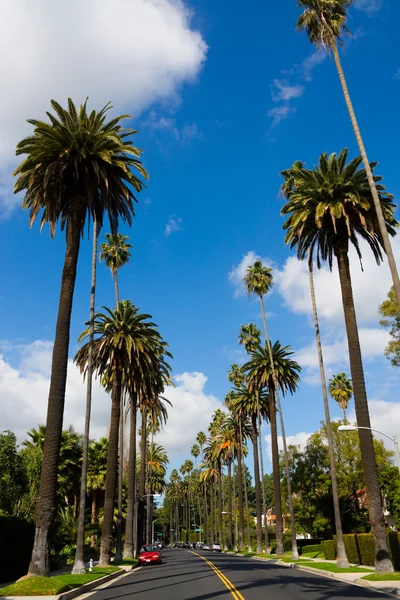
351;425;394;443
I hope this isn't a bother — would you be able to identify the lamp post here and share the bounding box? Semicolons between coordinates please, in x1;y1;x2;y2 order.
222;511;238;552
338;425;400;472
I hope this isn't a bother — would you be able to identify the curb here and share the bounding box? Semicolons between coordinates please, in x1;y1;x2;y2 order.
57;569;127;600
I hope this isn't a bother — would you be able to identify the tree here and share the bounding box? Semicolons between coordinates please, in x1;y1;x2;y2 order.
281;149;397;572
244;261;299;559
75;301;171;564
0;431;27;515
87;438;108;548
227;386;269;554
14;99;147;576
329;373;353;422
191;444;200;469
379;287;400;367
296;0;400;308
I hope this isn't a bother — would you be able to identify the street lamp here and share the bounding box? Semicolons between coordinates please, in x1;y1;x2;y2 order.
222;511;238;552
338;425;400;472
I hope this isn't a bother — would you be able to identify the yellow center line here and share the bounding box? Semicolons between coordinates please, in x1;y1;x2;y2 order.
188;550;245;600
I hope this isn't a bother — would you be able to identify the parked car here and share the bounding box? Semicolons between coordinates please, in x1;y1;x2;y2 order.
202;544;212;551
212;543;222;552
183;542;190;548
138;544;162;565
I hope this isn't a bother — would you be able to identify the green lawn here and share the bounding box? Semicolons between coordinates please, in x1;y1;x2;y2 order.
299;561;373;574
112;558;138;566
0;567;119;596
363;573;400;581
301;551;324;559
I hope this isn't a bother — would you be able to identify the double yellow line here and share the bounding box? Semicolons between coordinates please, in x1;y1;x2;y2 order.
189;551;245;600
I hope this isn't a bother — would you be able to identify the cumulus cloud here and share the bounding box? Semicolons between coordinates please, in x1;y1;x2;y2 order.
0;0;207;214
265;431;312;462
0;340;222;460
228;250;273;297
165;216;183;236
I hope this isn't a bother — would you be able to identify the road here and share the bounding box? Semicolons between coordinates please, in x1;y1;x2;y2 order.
89;549;388;600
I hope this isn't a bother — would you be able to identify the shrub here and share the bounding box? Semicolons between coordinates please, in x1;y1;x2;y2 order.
342;534;361;564
322;540;336;560
387;531;400;571
301;544;322;555
357;533;375;567
0;516;34;583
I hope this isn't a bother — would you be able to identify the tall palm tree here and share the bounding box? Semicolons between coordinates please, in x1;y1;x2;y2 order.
227;386;269;554
72;219;100;574
100;232;133;560
244;262;299;558
296;0;400;307
196;432;207;541
75;301;170;565
329;373;353;422
14;99;147;576
244;342;301;557
87;438;108;549
191;444;200;469
99;233;132;305
281;149;397;572
238;323;269;553
227;366;246;549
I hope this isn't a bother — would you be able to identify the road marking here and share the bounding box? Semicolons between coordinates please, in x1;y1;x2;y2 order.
189;551;245;600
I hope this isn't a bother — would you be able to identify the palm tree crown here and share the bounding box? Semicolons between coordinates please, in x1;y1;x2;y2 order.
244;342;301;397
244;260;273;299
281;150;397;269
238;323;261;355
14;99;148;235
296;0;351;49
329;372;353;419
100;233;132;276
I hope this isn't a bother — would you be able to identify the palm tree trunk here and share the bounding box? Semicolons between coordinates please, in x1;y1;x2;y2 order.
336;248;393;572
175;502;179;543
210;480;215;545
28;206;85;577
218;462;223;544
251;414;262;554
269;389;284;555
90;491;98;549
99;371;122;565
332;42;400;307
260;297;296;557
146;433;153;544
114;271;123;561
113;270;120;306
258;416;270;554
308;258;349;568
137;404;147;549
227;460;233;550
236;433;245;550
241;432;252;553
124;392;138;558
72;220;100;574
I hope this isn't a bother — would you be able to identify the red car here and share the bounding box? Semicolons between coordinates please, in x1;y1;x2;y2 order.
139;544;162;565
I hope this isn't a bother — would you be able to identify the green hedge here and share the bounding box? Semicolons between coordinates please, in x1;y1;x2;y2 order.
387;531;400;571
342;534;360;564
357;534;374;567
0;516;35;583
301;544;322;555
322;540;336;560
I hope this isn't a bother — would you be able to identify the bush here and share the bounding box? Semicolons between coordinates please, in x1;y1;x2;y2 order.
301;544;322;555
0;516;35;583
342;534;361;564
322;540;336;560
357;533;375;567
387;531;400;571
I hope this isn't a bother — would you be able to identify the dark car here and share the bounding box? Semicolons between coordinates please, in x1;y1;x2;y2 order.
138;544;162;565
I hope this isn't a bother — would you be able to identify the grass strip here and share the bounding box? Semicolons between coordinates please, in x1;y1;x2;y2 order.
0;566;119;596
363;573;400;581
112;559;138;566
299;561;373;573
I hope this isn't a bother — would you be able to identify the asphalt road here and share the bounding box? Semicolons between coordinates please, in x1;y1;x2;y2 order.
88;548;389;600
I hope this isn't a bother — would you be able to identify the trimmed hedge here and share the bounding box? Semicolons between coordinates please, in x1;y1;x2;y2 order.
387;531;400;571
322;540;336;560
357;534;374;567
0;516;35;583
337;534;360;565
301;544;323;555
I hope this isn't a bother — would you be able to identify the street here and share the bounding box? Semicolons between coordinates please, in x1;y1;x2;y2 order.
88;549;388;599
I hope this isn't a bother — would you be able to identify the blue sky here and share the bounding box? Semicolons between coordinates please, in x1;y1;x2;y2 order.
1;0;400;473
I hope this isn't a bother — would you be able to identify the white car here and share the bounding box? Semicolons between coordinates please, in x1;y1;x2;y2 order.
212;543;222;552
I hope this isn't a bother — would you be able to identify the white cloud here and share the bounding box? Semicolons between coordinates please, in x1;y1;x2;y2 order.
228;250;273;297
267;105;295;128
353;0;383;15
142;110;203;144
154;372;223;456
0;340;222;460
265;431;312;462
346;399;400;452
271;80;304;102
0;0;207;214
165;216;183;236
394;68;400;80
301;51;326;81
276;235;400;325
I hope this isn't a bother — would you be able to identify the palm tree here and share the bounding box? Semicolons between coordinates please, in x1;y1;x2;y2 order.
296;0;400;307
196;432;207;541
72;219;100;574
14;99;148;576
281;149;397;572
100;232;133;560
228;386;269;554
238;323;269;553
87;438;108;549
329;373;353;422
191;444;200;469
99;233;132;305
75;301;170;565
244;262;299;558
